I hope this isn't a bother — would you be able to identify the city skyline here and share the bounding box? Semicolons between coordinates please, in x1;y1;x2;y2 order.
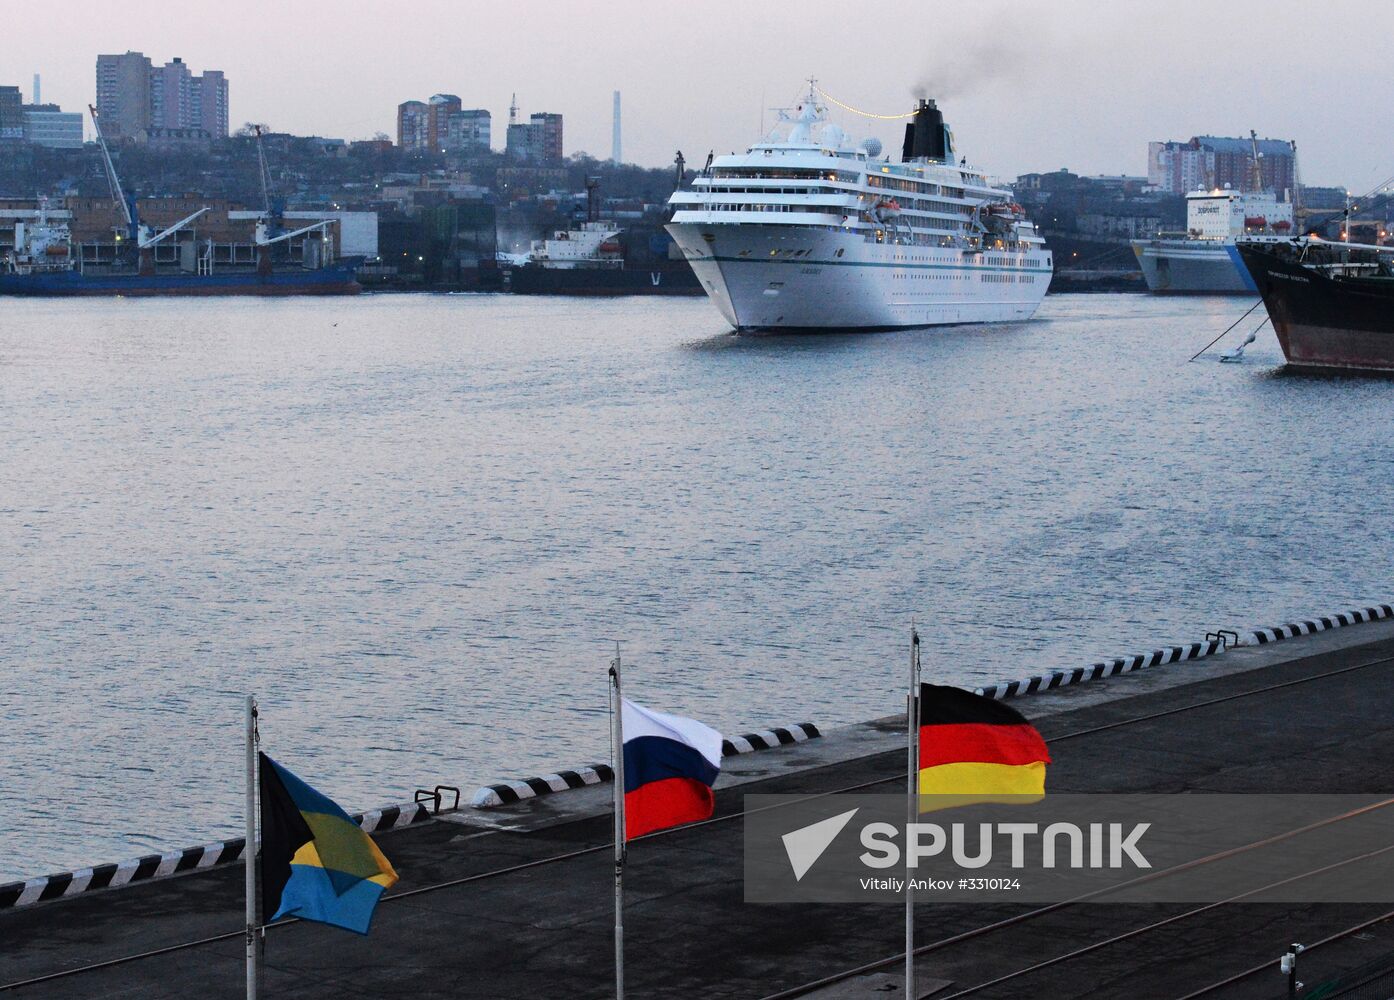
3;0;1393;189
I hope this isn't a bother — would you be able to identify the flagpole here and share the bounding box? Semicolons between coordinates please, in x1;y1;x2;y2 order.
245;694;259;1000
906;627;920;1000
609;644;626;1000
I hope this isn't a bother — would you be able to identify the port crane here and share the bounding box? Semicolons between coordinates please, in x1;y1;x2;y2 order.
88;105;209;259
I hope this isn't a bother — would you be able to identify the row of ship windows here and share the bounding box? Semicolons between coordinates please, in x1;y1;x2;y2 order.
692;203;812;214
698;186;847;196
867;176;966;198
679;202;974;225
890;272;1039;283
734;248;819;258
878;199;970;214
887;252;1045;264
709;168;863;183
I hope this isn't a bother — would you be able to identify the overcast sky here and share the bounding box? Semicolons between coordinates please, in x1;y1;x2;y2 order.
5;0;1392;190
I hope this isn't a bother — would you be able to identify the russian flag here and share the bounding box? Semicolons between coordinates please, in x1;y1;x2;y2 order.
622;698;723;840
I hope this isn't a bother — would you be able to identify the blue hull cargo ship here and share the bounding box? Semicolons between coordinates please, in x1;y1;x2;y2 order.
1;111;363;298
0;258;363;297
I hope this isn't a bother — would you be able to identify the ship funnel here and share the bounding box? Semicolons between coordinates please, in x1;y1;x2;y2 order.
901;98;953;163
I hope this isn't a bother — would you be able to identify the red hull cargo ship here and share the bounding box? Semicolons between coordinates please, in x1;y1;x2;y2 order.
1235;239;1394;373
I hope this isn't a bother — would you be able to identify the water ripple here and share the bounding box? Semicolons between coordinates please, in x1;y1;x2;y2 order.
2;292;1391;879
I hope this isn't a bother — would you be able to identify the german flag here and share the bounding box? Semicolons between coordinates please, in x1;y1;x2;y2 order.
918;683;1050;810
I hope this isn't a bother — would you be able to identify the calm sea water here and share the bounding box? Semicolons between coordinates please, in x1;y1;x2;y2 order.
4;292;1393;880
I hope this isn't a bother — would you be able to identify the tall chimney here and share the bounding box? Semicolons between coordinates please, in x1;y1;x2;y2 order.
611;90;622;164
33;73;40;104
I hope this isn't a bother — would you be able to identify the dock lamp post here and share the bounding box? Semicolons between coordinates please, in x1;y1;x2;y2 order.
1280;942;1304;999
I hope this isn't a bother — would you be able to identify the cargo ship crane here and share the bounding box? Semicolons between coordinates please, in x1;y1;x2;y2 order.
252;125;285;239
89;105;210;271
1248;130;1264;192
89;104;139;250
251;126;333;271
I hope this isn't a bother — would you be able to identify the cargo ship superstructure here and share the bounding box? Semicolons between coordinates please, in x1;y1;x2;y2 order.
1131;133;1297;294
665;85;1051;331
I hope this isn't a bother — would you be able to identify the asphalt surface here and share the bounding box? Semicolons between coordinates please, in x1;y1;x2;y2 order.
8;627;1394;999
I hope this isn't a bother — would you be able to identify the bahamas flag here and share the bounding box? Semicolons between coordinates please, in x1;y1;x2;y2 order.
258;753;398;934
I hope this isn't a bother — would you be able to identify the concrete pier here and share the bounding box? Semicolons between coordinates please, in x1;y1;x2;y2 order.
7;621;1394;998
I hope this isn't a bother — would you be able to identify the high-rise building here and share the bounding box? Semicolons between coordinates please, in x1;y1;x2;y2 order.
96;52;229;140
1148;136;1296;195
150;57;193;128
444;109;490;153
398;95;490;154
397;100;428;152
506;110;563;166
96;51;153;139
532;112;562;165
427;94;461;151
0;85;23;140
191;70;228;137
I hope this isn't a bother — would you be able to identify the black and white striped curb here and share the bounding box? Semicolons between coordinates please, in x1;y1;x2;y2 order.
973;640;1226;702
1244;604;1394;646
0;801;431;910
471;723;822;808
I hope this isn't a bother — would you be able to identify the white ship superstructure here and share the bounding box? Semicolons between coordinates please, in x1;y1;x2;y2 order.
665;86;1051;331
2;197;75;277
526;220;624;269
1131;187;1296;294
1132;131;1298;294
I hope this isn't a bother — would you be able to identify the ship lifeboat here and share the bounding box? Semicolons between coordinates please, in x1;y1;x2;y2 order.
598;241;622;253
1245;216;1268;229
45;245;70;256
1273;220;1293;232
873;199;901;219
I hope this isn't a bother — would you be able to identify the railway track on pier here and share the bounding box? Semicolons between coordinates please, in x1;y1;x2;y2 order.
5;653;1394;995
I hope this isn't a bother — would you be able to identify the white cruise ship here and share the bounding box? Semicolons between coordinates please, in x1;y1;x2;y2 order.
665;86;1051;331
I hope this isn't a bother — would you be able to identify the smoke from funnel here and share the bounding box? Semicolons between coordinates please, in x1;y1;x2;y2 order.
913;39;1042;103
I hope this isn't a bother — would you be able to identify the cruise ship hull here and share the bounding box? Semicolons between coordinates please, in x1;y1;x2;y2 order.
667;224;1050;331
0;259;363;297
1130;240;1255;294
1236;244;1394;373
